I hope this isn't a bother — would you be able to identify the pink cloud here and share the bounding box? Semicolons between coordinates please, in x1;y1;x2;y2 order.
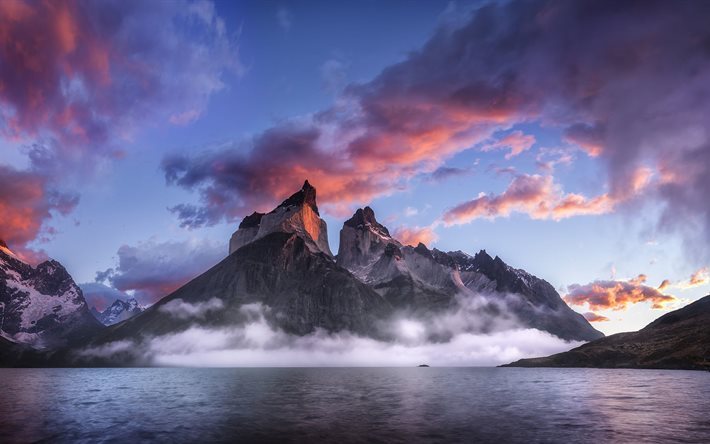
392;226;439;247
482;131;536;159
564;275;677;311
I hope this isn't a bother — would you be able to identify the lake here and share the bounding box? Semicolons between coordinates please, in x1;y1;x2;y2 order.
0;367;708;443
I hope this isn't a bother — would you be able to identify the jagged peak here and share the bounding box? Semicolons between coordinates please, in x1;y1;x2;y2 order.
275;180;319;215
414;242;432;256
239;211;264;229
474;249;493;262
344;206;391;237
0;239;7;249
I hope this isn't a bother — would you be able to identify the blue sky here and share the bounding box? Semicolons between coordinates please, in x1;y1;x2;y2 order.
1;0;709;333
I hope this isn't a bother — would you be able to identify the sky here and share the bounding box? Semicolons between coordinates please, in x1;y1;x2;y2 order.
1;0;709;336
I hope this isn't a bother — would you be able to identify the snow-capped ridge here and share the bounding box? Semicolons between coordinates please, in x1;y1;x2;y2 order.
92;297;145;326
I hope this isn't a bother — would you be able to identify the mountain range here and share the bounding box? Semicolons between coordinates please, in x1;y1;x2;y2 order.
72;181;602;365
0;180;654;367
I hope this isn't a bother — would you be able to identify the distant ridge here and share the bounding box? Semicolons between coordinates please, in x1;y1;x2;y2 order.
503;295;710;370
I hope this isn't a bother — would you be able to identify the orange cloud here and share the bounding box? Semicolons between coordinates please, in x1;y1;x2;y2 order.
392;226;439;247
564;276;677;311
687;267;709;288
583;312;610;322
658;279;671;291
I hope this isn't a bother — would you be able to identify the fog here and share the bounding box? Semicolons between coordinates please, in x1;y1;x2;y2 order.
78;295;582;367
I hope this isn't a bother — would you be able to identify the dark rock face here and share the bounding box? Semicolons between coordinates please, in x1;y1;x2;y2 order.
503;295;710;370
0;245;103;349
239;212;264;229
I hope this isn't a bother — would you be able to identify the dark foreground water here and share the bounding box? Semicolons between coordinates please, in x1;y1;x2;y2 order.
0;368;709;443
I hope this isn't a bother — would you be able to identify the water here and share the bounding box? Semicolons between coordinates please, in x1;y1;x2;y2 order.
0;368;708;443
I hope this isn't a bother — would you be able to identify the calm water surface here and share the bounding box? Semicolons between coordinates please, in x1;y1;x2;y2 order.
0;367;708;443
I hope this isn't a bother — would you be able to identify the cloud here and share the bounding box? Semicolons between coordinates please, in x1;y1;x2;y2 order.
80;282;132;311
684;267;709;289
481;131;536;159
0;164;78;258
426;166;471;183
78;295;582;367
392;226;438;247
658;279;671;291
96;239;225;305
582;312;609;323
404;207;419;217
563;123;605;157
442;174;616;225
0;0;239;250
161;0;710;264
320;58;348;94
159;298;224;319
0;0;239;153
276;6;292;32
564;275;677;311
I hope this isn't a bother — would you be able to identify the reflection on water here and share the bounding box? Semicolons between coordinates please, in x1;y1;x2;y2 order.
0;367;708;443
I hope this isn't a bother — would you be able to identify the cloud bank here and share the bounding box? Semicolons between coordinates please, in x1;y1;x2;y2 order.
79;297;581;367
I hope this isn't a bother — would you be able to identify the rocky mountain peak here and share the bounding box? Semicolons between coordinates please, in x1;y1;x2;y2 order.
0;239;7;249
276;180;319;215
414;242;433;258
229;180;333;257
344;206;390;238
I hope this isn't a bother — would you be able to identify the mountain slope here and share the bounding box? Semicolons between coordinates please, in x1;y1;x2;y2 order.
0;241;103;349
503;295;710;370
337;207;603;342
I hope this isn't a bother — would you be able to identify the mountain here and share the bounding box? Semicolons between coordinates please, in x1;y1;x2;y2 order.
91;298;144;326
337;207;603;341
69;180;602;365
0;240;103;349
503;295;710;370
82;182;392;355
